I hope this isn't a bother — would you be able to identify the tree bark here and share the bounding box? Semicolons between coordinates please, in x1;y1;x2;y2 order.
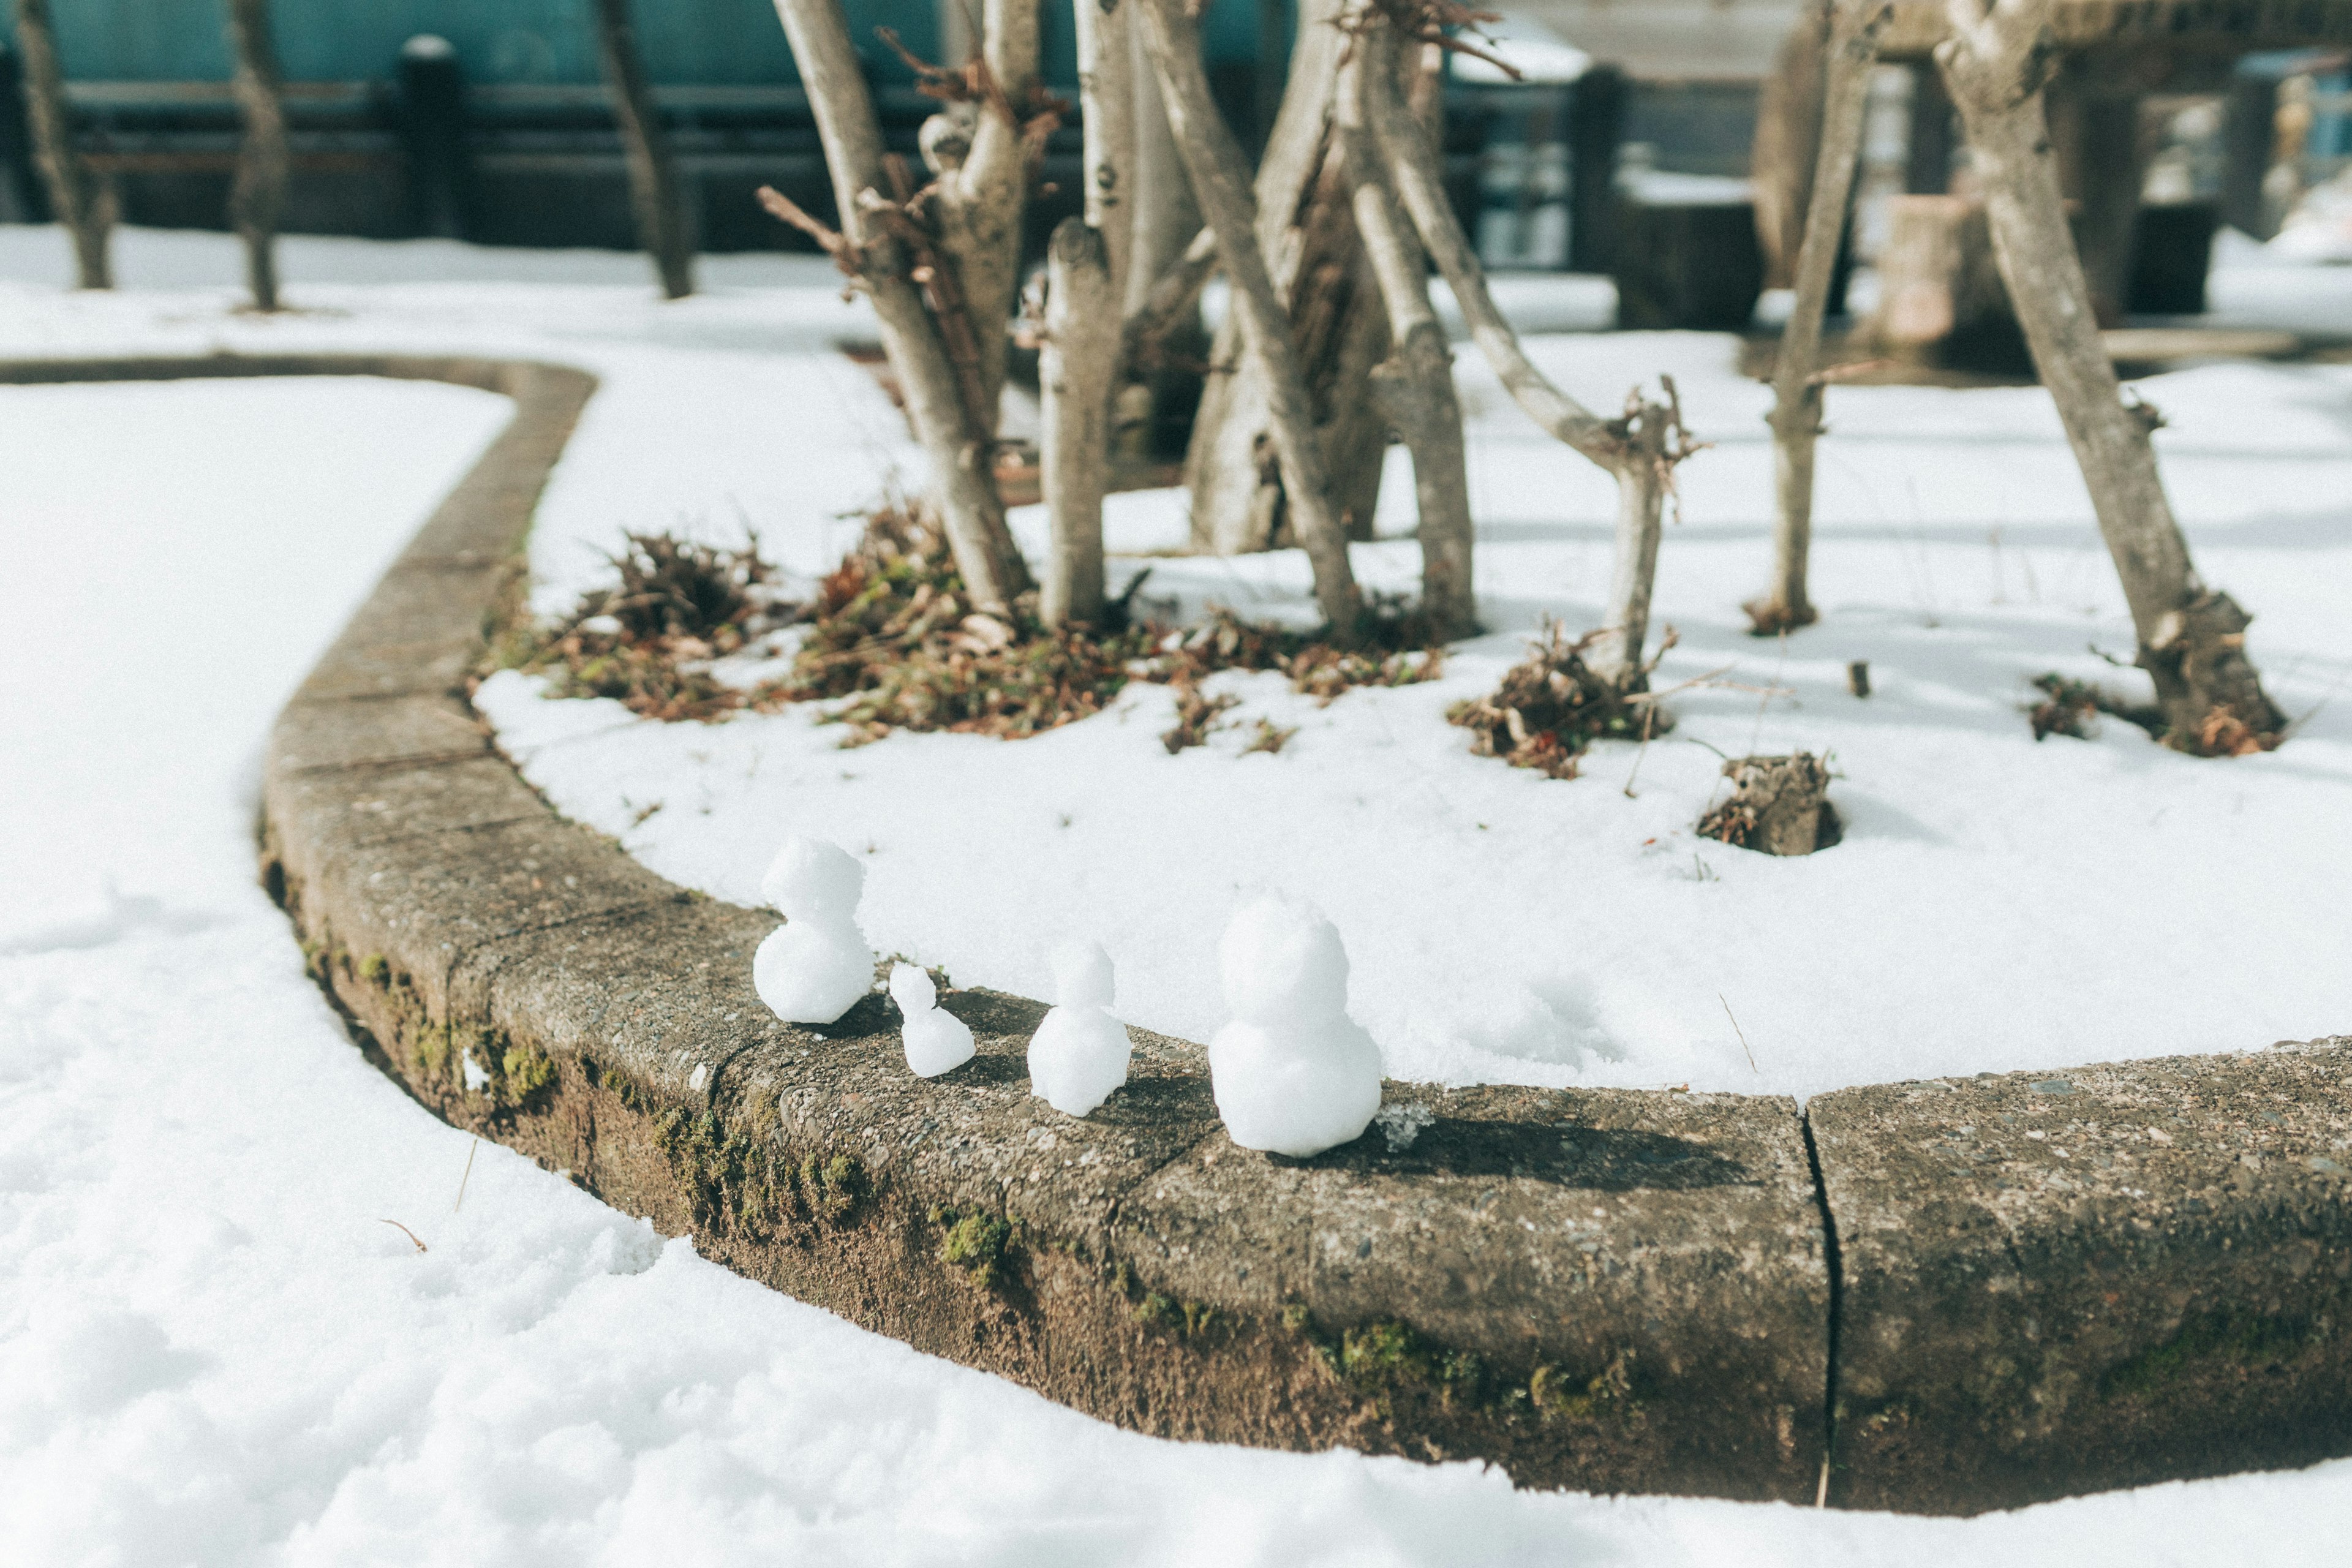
771;0;1030;612
1076;0;1132;301
930;0;1040;434
1752;2;1833;292
13;0;109;289
1136;0;1360;633
1939;0;2282;751
1593;397;1672;685
1363;29;1676;687
1123;18;1197;322
1751;0;1890;635
225;0;289;312
1339;25;1472;637
595;0;696;300
1182;0;1350;554
1041;218;1118;626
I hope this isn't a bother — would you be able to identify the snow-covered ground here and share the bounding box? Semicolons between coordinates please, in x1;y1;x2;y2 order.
474;262;2352;1100
7;224;2352;1561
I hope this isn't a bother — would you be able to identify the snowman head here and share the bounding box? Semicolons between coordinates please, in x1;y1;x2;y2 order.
1050;940;1115;1010
1218;891;1348;1024
760;835;865;922
888;962;935;1014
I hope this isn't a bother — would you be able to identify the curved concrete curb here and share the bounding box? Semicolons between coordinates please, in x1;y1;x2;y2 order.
12;351;2346;1513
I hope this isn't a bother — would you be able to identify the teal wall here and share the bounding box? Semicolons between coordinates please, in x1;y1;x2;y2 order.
0;1;1275;87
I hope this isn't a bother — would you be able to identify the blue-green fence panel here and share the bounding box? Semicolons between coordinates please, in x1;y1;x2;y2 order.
0;0;922;86
0;0;1275;88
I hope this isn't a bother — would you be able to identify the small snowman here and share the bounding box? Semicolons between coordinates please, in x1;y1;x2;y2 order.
891;963;974;1078
752;836;875;1025
1028;940;1133;1117
1207;892;1382;1157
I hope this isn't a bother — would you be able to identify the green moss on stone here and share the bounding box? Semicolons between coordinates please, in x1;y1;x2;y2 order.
502;1046;557;1104
931;1207;1019;1288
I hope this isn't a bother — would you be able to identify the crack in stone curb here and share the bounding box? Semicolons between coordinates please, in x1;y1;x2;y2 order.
21;350;2350;1516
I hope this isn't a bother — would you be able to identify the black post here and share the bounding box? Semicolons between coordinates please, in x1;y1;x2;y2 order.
0;47;45;222
396;34;473;240
1567;63;1624;274
2222;69;2280;239
1905;61;1954;195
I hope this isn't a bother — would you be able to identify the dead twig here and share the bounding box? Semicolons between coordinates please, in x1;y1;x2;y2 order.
1719;994;1760;1074
454;1138;478;1213
380;1219;428;1253
755;184;857;278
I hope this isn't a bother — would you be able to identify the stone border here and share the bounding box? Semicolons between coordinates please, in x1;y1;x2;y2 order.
13;352;2348;1515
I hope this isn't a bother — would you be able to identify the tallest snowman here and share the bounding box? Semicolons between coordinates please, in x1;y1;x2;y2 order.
753;836;876;1025
1207;892;1383;1157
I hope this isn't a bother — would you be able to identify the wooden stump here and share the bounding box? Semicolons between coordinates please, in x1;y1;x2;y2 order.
1698;753;1839;856
1866;193;2022;369
1612;198;1764;330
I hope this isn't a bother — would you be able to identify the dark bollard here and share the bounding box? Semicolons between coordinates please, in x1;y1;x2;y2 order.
1566;63;1624;274
0;47;45;224
396;34;473;241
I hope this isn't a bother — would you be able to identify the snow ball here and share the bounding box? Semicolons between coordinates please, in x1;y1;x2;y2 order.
758;836;864;921
461;1048;490;1093
1049;940;1115;1009
1218;891;1349;1024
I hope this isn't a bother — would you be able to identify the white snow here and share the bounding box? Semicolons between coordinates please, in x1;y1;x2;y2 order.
892;961;977;1078
1028;940;1134;1117
9;221;2352;1559
1208;894;1385;1157
752;835;875;1025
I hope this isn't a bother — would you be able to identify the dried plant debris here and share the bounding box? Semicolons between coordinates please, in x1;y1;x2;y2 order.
1448;622;1669;780
1697;753;1842;856
514;509;1444;746
2027;673;2163;744
500;530;804;722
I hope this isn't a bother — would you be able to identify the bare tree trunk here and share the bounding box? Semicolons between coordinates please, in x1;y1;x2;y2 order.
1137;0;1360;633
770;0;1030;612
1750;0;1889;635
13;0;110;289
1041;219;1118;625
1362;25;1680;687
1939;0;2282;751
1077;0;1133;301
1123;20;1196;322
225;0;288;312
1182;0;1348;554
931;0;1041;434
1036;0;1131;629
1752;2;1832;292
1338;28;1472;637
1596;401;1671;682
595;0;696;300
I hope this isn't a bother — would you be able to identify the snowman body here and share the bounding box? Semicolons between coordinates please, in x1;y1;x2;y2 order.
1206;893;1382;1156
1028;941;1133;1117
891;963;974;1078
752;837;875;1025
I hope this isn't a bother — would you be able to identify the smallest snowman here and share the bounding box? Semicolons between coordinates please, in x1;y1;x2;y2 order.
1028;940;1133;1116
891;963;974;1077
752;837;875;1025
